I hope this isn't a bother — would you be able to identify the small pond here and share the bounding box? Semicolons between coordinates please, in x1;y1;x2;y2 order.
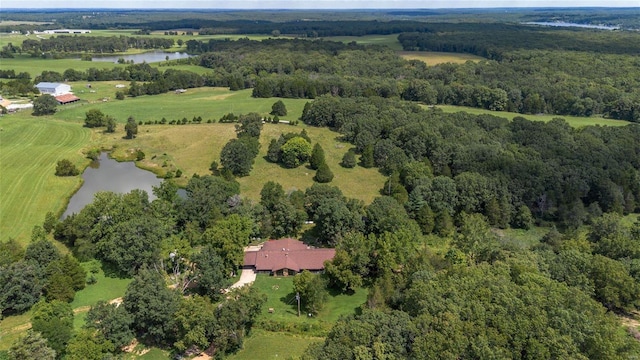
90;50;193;63
62;153;163;218
523;22;620;30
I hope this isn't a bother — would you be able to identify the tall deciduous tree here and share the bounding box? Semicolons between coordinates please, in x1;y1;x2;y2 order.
191;246;229;300
30;300;74;356
0;261;44;315
85;301;134;349
293;270;329;315
124;267;180;346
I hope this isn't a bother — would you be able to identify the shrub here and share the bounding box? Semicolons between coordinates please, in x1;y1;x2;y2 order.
55;159;79;176
341;150;356;168
314;162;334;183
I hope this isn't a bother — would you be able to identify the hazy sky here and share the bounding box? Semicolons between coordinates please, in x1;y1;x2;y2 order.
2;0;639;9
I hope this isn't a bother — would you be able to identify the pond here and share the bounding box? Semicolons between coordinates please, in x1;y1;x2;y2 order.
62;153;163;218
90;50;193;63
523;22;620;30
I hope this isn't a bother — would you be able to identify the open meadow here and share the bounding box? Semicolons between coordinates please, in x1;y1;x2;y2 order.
398;50;484;65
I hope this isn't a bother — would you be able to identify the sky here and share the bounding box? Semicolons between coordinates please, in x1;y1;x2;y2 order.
2;0;639;9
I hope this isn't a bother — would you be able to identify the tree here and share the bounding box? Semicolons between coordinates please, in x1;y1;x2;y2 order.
85;301;134;349
191;246;230;300
270;200;306;238
104;115;116;133
0;261;44;315
115;91;125;100
200;214;252;275
309;143;326;170
293;270;328;315
235;113;263;138
8;331;56;360
30;300;74;356
220;137;260;177
260;181;285;211
32;94;57;116
270;100;287;116
124;116;138;139
314;162;334;183
341;150;356;168
64;329;114;360
280;136;312;168
0;238;24;267
84;109;105;128
123;267;180;346
24;240;60;269
361;144;374;168
54;159;79;176
173;295;216;353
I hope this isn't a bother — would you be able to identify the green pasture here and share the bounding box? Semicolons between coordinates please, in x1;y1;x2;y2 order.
433;104;633;128
322;34;403;50
0;311;32;351
228;329;322;360
0;117;90;245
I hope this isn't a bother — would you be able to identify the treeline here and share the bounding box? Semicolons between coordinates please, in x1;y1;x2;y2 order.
398;23;640;58
20;35;174;54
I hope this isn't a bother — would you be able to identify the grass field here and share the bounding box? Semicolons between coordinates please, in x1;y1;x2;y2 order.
0;117;90;245
432;104;633;128
253;274;367;325
398;51;485;65
228;329;323;360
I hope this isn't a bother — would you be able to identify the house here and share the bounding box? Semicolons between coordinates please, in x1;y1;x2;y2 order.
36;82;71;96
243;238;335;276
55;94;80;105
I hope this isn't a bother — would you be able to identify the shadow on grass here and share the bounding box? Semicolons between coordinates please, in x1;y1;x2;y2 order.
101;261;130;279
280;292;299;316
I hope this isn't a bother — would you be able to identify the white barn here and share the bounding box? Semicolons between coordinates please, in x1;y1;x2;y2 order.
36;82;71;96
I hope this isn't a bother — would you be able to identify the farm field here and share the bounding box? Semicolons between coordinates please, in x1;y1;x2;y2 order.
322;34;404;50
0;117;90;245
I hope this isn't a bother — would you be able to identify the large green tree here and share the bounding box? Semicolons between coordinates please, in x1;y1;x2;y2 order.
8;331;56;360
85;301;134;349
191;246;230;300
30;300;74;357
123;267;180;346
293;270;329;315
32;94;57;116
220;137;260;177
124;116;138;139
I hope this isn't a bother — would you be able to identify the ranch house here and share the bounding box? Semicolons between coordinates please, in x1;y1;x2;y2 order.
243;238;335;276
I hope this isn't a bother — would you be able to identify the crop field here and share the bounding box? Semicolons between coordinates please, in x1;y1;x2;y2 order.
0;117;90;245
432;104;633;128
398;50;485;65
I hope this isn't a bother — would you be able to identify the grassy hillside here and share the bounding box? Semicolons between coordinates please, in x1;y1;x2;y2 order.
0;117;90;245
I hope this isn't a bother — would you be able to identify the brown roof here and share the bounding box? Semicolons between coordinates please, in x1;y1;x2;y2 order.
244;238;335;272
55;94;80;104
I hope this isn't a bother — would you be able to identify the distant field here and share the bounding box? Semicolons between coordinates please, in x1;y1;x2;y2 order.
433;104;633;128
398;51;485;65
0;117;90;245
322;34;403;50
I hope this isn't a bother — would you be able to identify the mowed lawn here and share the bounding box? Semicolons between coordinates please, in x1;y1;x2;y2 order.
227;329;323;360
0;117;90;245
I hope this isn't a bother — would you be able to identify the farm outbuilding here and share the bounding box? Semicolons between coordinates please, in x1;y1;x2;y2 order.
55;94;80;105
36;82;71;96
243;238;335;276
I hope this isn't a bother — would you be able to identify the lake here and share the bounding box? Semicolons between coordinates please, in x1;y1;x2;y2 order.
90;50;193;63
62;153;163;218
524;22;620;30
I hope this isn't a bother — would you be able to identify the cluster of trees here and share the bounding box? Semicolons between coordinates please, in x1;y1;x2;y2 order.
21;35;174;54
1;232;85;317
219;113;262;177
32;94;58;116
